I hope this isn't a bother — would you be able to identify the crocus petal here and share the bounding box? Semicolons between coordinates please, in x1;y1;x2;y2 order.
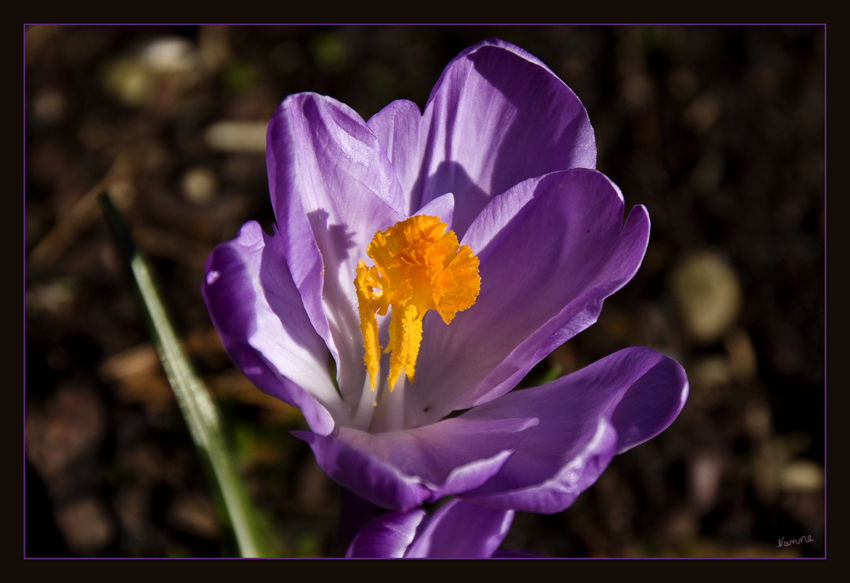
266;93;406;406
404;499;514;558
414;191;454;227
346;499;514;558
408;169;650;425
367;38;597;233
345;508;426;558
367;99;425;216
457;347;689;513
414;38;597;239
293;416;538;512
201;221;339;434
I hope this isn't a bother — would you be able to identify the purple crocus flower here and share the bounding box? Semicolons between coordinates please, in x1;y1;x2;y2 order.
202;38;688;514
346;499;515;559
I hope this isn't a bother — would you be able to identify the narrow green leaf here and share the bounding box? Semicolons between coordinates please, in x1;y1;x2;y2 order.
100;193;267;558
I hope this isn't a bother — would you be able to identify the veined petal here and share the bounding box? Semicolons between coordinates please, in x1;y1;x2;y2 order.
414;38;597;239
404;499;514;558
408;169;650;425
367;99;425;216
414;191;455;227
345;499;514;558
458;347;689;513
201;221;339;435
368;39;597;235
266;93;406;407
293;416;538;512
345;508;426;558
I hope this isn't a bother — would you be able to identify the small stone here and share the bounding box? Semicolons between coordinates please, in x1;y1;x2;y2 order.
181;167;218;205
725;328;758;383
103;57;154;107
204;121;267;153
744;399;772;439
32;88;66;124
25;384;106;482
690;355;732;407
668;251;742;344
167;493;221;538
55;497;116;554
683;94;722;133
779;460;824;492
663;508;698;542
689;451;725;511
114;486;148;537
25;278;79;317
139;37;197;75
102;37;200;108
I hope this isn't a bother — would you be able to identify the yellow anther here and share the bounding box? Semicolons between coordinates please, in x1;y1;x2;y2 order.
354;215;480;390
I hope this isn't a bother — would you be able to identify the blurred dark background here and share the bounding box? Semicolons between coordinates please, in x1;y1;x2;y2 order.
24;25;824;558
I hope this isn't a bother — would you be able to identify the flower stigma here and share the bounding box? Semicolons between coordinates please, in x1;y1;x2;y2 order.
355;215;480;392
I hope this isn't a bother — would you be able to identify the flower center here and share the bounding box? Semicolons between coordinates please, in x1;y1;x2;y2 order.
355;215;480;391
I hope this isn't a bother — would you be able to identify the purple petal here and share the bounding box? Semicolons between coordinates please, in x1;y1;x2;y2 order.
408;169;650;425
293;416;538;512
345;508;426;558
201;221;339;435
367;99;425;216
458;347;689;513
405;499;514;558
416;38;597;239
266;93;406;405
414;191;454;227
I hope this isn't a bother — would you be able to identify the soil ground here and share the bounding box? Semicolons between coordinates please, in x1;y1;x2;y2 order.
25;25;824;558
